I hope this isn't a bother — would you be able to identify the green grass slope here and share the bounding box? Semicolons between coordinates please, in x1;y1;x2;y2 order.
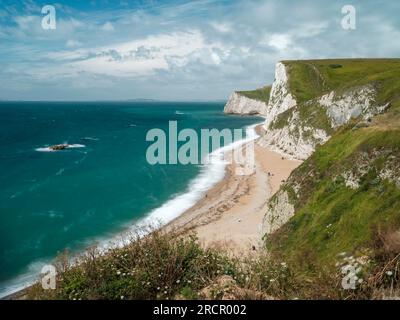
237;85;271;103
265;59;400;281
282;58;400;106
267;122;400;267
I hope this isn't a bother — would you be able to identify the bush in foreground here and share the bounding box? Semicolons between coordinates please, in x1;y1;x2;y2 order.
27;229;238;300
26;227;400;300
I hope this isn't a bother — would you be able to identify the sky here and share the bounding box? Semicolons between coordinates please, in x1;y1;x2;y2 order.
0;0;399;101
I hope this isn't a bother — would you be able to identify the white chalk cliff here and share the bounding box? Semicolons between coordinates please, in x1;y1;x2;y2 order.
263;62;297;128
318;85;390;128
262;190;295;235
258;64;389;160
225;61;389;161
224;92;268;115
259;62;392;237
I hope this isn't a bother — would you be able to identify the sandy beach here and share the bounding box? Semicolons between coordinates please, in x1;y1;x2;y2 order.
166;125;302;255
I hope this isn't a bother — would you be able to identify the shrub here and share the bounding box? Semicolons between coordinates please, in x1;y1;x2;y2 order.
26;228;239;300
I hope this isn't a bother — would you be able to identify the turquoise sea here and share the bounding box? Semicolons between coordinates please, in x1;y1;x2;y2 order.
0;101;261;296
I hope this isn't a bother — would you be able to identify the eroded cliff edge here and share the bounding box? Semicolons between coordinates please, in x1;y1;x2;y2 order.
224;87;271;115
226;59;400;270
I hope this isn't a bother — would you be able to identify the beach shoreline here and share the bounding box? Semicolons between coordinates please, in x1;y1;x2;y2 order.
164;124;302;255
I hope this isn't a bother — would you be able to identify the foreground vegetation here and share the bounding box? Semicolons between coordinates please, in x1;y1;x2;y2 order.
27;229;237;300
26;227;399;300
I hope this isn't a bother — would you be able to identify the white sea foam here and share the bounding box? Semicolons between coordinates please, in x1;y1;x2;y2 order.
63;144;86;148
139;123;260;222
35;147;56;152
81;137;99;141
101;121;262;248
55;168;65;176
0;260;49;299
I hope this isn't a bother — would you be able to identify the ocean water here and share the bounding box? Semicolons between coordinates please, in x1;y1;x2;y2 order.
0;101;262;296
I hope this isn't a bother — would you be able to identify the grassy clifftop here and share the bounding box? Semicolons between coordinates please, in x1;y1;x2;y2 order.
236;85;271;104
282;58;400;107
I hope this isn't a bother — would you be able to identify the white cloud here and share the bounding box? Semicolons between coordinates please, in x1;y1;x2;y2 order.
210;22;231;33
101;22;114;31
14;15;37;30
265;34;292;50
295;21;329;38
43;30;230;78
211;51;222;64
66;39;82;48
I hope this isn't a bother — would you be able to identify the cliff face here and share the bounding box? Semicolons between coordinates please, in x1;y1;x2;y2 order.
223;62;294;117
318;85;389;128
258;63;389;160
262;189;295;235
264;126;400;267
225;61;392;162
263;62;296;127
260;59;400;272
224;92;268;115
